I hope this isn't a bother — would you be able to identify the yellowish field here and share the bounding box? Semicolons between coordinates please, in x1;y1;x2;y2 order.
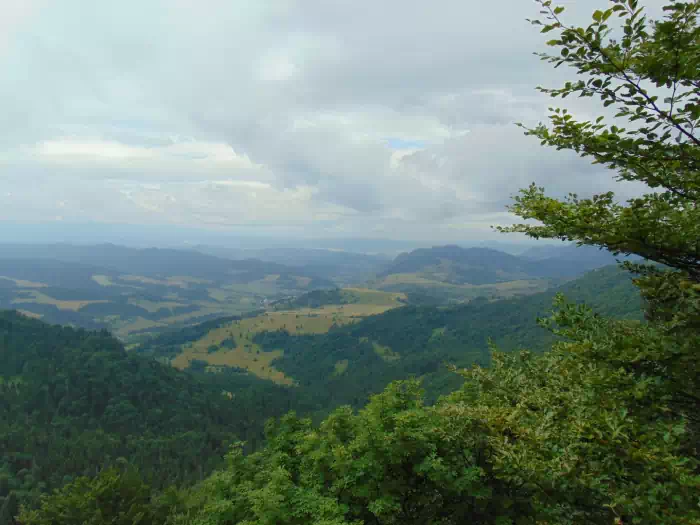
113;317;166;338
158;308;222;324
372;342;400;362
489;279;550;296
118;275;211;288
333;359;349;376
128;298;186;313
207;288;233;302
169;276;212;285
295;276;312;287
372;274;549;300
171;318;293;385
0;276;47;288
169;292;405;384
91;275;115;286
375;273;449;287
342;287;407;306
12;290;108;311
119;275;173;286
17;309;43;319
360;337;400;362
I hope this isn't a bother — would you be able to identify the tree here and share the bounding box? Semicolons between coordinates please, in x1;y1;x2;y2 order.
499;0;700;421
486;0;700;522
500;0;699;278
17;468;178;525
0;492;18;525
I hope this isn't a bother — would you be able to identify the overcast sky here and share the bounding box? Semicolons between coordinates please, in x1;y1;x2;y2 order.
0;0;653;243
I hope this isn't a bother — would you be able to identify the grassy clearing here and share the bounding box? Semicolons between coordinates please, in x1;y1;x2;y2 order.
333;359;349;376
373;273;551;301
118;275;211;288
12;290;108;311
17;309;43;319
489;279;550;296
342;287;406;306
360;337;401;362
128;298;186;313
168;300;400;384
91;275;115;286
166;287;407;383
207;288;229;302
430;327;446;341
171;319;293;385
169;276;212;285
0;276;47;288
113;317;166;338
372;342;400;362
295;276;312;288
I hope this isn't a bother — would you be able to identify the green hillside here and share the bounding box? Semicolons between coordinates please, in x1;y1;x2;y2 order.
0;311;301;511
252;265;643;409
0;245;335;340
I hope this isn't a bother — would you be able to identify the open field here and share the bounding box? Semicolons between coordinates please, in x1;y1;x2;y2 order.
17;309;43;319
370;273;551;302
0;276;47;288
128;298;187;312
12;290;108;311
169;290;407;383
91;275;115;286
341;287;406;306
333;359;349;376
171;318;293;385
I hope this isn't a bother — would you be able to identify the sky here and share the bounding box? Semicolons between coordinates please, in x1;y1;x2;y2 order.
0;0;654;245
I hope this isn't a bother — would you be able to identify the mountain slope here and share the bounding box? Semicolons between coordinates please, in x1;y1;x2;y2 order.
194;245;391;285
251;265;643;409
382;246;535;285
0;243;333;286
0;244;336;339
0;311;298;508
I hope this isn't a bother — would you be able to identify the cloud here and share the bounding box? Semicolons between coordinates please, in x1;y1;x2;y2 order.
0;0;649;241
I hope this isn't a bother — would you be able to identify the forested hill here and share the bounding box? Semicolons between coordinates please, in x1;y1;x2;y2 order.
0;311;298;511
382;244;625;285
251;265;643;410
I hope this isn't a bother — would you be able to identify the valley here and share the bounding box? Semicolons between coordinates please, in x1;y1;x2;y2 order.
0;242;625;344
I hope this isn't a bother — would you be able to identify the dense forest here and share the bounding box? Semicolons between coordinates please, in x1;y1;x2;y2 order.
0;311;304;515
253;265;643;410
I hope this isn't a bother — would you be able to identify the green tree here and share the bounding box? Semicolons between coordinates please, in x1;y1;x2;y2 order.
501;0;699;277
178;382;534;525
0;492;18;525
18;468;177;525
488;0;700;522
499;0;700;429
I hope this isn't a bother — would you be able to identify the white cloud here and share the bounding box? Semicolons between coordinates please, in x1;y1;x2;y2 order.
0;0;650;241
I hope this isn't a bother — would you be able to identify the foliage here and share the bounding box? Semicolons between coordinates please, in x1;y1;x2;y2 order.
0;311;294;512
253;265;641;409
176;382;534;525
18;467;180;525
500;0;700;277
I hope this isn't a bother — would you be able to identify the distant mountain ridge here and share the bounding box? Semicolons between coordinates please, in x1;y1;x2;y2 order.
382;244;631;285
193;245;391;285
0;243;332;286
